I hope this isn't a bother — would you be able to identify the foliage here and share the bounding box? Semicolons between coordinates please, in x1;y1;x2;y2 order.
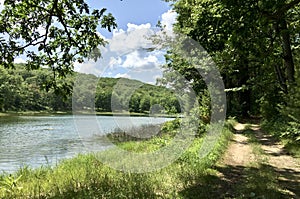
282;122;300;142
0;174;23;195
0;0;117;92
164;0;300;144
106;124;164;143
0;64;72;112
0;64;181;114
165;0;300;115
279;82;300;144
95;78;181;114
263;71;300;146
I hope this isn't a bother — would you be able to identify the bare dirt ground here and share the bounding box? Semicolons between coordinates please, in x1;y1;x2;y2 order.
221;132;255;167
179;122;300;198
218;123;300;198
223;123;300;169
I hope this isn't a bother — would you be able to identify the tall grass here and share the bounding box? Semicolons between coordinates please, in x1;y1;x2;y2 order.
0;120;233;199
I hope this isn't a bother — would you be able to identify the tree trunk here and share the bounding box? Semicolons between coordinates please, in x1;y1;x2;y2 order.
239;59;251;118
274;63;288;93
280;19;295;85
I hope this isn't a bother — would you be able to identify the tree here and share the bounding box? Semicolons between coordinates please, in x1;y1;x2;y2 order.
165;0;300;117
0;0;117;92
139;96;151;113
0;66;23;111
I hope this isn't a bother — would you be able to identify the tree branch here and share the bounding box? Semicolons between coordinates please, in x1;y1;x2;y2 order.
43;0;57;45
262;0;300;20
278;0;300;15
54;2;77;46
16;35;44;50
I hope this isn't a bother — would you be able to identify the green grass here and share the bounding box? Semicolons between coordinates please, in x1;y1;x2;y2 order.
176;120;299;199
0;113;10;117
283;142;300;157
0;121;233;199
0;111;178;118
0;111;72;117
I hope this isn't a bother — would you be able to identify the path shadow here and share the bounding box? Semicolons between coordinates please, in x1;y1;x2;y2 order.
179;122;300;199
179;163;300;199
235;124;289;157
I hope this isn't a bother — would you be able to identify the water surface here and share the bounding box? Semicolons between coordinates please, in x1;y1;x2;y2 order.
0;115;171;173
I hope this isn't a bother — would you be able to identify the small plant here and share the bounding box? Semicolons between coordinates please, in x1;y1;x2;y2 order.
0;174;23;194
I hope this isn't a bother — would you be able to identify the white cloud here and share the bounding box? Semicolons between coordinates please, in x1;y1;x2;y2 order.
75;60;103;76
112;28;125;36
14;57;26;64
109;23;154;55
109;57;122;68
161;10;177;31
115;73;131;79
127;23;151;31
122;51;159;70
74;10;177;84
121;70;162;85
0;0;4;11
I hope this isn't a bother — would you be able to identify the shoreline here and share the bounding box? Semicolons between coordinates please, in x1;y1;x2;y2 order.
0;111;178;118
0;121;233;198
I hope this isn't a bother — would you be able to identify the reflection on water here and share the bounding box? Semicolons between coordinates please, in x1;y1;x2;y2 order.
0;115;171;173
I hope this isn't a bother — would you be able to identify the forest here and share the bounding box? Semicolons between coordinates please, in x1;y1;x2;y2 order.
162;0;300;144
0;64;180;114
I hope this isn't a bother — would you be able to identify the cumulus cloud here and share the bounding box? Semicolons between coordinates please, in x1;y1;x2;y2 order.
161;10;177;31
127;23;151;31
109;23;154;55
75;10;178;84
109;57;122;68
75;60;104;75
115;73;131;79
122;51;159;69
123;69;162;85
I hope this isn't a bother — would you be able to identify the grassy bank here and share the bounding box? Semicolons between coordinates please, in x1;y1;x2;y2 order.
0;111;71;117
0;111;177;118
0;121;233;199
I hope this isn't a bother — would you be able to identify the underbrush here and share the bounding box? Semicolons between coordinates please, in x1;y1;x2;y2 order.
0;120;233;199
262;118;300;157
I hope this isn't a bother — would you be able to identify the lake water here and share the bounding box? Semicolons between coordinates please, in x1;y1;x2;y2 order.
0;115;172;173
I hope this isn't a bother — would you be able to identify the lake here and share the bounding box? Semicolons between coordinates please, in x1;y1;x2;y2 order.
0;115;172;173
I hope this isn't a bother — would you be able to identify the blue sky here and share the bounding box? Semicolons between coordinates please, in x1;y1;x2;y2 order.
88;0;172;37
4;0;177;84
75;0;177;84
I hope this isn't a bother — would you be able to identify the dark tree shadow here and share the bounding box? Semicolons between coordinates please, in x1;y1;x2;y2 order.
179;164;300;199
179;122;300;199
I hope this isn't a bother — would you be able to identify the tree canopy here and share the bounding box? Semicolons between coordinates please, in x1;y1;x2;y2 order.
0;0;117;92
0;64;181;114
162;0;300;142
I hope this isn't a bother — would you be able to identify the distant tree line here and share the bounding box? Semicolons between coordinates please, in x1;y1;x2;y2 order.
0;64;180;114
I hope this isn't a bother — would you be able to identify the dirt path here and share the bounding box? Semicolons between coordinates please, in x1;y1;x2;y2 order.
215;123;300;198
221;124;255;166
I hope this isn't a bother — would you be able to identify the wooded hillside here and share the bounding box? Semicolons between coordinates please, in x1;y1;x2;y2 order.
0;64;180;114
